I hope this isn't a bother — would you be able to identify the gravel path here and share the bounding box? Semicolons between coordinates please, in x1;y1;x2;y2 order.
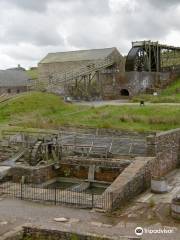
73;100;180;107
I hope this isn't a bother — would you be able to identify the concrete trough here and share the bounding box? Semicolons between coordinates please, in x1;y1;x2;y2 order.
151;176;168;193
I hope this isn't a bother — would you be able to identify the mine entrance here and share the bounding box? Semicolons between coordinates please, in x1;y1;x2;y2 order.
120;89;129;96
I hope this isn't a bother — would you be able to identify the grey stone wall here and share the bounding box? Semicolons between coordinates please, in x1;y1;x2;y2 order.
147;128;180;177
0;86;27;94
61;157;130;168
9;157;130;184
118;71;173;96
38;60;94;85
23;226;119;240
103;157;155;210
104;129;180;210
9;164;58;184
59;159;129;182
99;72;122;99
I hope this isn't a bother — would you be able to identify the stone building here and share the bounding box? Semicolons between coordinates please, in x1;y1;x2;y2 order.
0;69;29;95
38;47;125;99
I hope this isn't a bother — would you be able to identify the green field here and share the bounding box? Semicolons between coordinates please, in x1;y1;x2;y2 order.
0;92;179;132
132;78;180;103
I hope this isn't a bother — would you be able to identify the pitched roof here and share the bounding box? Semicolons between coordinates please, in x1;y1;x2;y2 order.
0;70;29;87
39;47;117;64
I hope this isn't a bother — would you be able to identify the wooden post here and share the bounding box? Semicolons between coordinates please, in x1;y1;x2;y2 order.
149;44;151;72
156;42;160;72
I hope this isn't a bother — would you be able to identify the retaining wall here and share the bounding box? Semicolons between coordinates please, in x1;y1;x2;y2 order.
104;157;155;210
147;128;180;176
104;129;180;210
60;157;130;182
119;71;178;96
22;226;129;240
9;158;130;184
10;164;58;184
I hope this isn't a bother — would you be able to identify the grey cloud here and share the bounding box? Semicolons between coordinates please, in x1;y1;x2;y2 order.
111;0;177;42
0;0;179;69
4;26;64;46
1;0;50;12
0;6;65;47
67;0;172;51
145;0;180;9
2;0;110;14
77;0;110;16
68;33;111;50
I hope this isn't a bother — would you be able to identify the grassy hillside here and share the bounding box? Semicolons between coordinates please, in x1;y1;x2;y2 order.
132;78;180;103
26;68;38;80
0;92;179;132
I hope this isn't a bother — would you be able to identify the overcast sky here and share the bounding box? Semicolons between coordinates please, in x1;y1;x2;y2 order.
0;0;179;69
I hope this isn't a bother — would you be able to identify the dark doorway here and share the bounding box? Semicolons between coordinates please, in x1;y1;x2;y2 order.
17;89;20;94
7;89;11;94
120;89;129;96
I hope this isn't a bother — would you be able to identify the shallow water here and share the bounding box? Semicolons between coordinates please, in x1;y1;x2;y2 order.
47;180;107;195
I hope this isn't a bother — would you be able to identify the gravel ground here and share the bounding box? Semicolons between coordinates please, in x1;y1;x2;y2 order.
0;197;179;240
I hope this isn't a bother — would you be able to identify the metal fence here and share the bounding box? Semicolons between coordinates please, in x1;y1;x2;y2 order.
0;181;112;210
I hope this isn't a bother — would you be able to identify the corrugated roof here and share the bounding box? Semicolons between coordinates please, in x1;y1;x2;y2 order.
39;47;117;64
0;70;29;87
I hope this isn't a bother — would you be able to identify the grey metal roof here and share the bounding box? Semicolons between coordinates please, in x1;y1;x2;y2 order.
0;70;29;87
39;47;117;64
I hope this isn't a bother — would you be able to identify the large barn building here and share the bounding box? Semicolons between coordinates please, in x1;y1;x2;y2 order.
38;47;125;99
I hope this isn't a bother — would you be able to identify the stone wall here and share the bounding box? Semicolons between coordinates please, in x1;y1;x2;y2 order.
99;71;124;100
103;129;180;210
61;157;130;168
59;164;125;183
9;164;58;184
0;86;27;95
38;60;94;85
59;158;130;182
104;157;155;210
4;226;137;240
22;226;120;240
147;128;180;177
9;158;130;184
118;71;178;96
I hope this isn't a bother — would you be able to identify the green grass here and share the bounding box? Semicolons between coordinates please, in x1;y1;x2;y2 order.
132;78;180;103
26;68;38;80
0;92;179;132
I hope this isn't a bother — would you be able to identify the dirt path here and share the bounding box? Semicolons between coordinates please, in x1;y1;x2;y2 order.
73;99;180;107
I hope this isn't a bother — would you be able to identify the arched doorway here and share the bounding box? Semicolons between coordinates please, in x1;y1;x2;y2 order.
120;89;129;96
